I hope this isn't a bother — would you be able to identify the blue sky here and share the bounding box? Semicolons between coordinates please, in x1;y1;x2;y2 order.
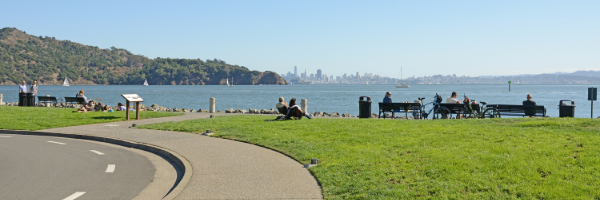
2;0;599;78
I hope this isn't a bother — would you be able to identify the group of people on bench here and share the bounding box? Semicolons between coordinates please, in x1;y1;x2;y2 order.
382;91;537;119
275;97;312;120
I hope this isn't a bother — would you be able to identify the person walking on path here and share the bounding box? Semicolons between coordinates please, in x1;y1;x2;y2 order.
523;94;536;106
29;80;38;97
18;81;28;93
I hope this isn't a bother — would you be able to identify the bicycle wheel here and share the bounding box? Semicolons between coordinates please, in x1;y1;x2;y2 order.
483;108;501;118
462;107;475;119
416;103;432;119
434;107;451;119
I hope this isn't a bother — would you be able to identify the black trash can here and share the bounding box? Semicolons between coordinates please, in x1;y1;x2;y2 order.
358;96;372;118
26;93;36;107
559;100;575;117
18;93;28;106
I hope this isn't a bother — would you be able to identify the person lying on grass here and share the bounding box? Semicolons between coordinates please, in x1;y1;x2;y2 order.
75;100;95;113
103;105;114;112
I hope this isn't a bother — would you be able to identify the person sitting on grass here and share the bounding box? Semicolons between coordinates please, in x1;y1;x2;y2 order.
75;90;89;104
116;103;126;111
276;97;289;114
285;98;312;120
75;100;95;113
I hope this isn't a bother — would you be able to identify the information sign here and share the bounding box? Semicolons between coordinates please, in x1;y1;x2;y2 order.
121;94;144;102
121;94;144;120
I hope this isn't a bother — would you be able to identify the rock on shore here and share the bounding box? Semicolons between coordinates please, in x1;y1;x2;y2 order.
1;103;358;117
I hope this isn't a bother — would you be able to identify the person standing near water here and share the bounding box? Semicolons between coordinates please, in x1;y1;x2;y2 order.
29;80;38;97
18;81;28;93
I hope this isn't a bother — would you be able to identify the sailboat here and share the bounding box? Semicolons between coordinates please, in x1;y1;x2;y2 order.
143;79;149;86
231;77;235;87
226;78;230;86
395;66;409;88
63;78;69;87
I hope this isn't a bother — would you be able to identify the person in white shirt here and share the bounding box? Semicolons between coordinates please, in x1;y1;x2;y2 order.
446;91;462;119
18;81;28;93
446;91;462;104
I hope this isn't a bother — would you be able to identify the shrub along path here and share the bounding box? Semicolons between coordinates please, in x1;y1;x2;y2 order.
140;116;600;199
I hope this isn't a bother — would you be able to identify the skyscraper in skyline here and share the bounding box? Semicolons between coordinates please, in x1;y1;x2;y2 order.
317;69;322;80
294;66;297;76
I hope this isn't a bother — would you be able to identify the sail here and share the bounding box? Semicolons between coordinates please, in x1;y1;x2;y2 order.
226;79;230;86
63;78;69;86
143;79;148;86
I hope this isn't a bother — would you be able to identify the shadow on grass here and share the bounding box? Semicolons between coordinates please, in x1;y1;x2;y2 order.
92;116;120;120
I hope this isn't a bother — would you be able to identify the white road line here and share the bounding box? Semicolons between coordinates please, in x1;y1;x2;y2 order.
47;141;66;145
106;164;115;173
63;192;86;200
89;150;105;155
0;136;12;138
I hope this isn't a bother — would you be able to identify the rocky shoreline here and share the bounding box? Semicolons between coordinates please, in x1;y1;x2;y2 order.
1;102;360;117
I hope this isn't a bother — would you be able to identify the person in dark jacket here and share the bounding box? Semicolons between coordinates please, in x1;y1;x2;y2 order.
523;94;536;106
383;91;396;118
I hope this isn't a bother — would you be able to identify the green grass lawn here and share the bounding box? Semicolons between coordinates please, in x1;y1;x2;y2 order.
139;116;600;199
0;106;183;130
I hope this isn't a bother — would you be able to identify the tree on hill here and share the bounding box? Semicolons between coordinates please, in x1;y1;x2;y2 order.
0;27;286;85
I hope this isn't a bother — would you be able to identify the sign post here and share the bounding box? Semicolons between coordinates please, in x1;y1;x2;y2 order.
589;87;597;118
508;81;511;91
121;94;144;120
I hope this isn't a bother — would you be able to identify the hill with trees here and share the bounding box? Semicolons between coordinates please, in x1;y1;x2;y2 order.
0;27;286;85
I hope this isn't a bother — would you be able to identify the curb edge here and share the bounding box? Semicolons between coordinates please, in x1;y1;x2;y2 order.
0;129;192;200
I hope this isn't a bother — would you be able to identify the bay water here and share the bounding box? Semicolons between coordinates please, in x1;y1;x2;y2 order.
1;84;598;118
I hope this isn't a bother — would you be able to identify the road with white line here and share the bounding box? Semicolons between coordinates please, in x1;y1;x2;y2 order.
0;134;155;200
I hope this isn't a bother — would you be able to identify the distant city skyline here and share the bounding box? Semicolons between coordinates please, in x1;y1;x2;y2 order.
281;66;600;84
3;1;599;77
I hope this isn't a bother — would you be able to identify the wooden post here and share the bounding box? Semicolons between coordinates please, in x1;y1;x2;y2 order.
210;97;215;113
136;102;140;120
301;99;307;113
126;100;130;121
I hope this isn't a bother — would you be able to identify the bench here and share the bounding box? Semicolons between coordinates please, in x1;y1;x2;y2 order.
38;96;58;106
378;102;421;119
486;104;546;117
438;103;468;119
64;97;86;105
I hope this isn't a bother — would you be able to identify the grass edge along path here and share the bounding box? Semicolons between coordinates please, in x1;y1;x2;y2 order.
0;106;183;131
139;115;600;199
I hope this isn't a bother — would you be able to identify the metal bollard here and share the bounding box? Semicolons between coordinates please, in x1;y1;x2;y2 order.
301;99;307;113
209;97;215;113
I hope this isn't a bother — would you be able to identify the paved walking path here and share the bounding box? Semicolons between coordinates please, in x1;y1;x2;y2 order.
38;113;323;200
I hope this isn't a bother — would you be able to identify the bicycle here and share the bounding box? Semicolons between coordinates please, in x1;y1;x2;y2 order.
461;94;501;119
412;93;452;119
